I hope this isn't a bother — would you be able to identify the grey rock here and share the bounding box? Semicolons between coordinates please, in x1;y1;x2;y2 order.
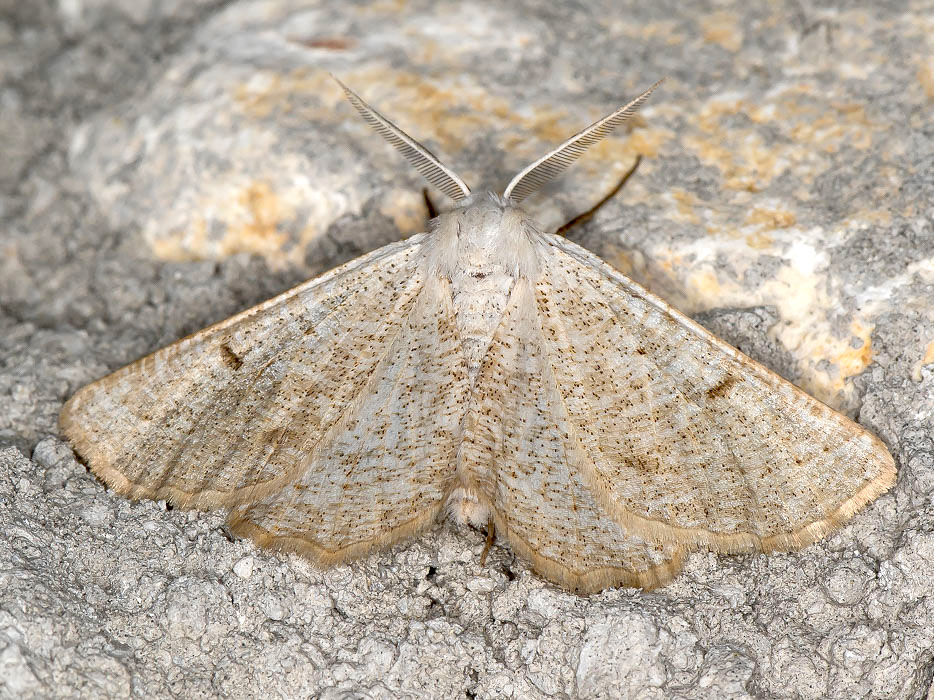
2;0;932;698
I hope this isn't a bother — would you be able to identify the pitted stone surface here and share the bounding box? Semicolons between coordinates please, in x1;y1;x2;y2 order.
1;1;932;697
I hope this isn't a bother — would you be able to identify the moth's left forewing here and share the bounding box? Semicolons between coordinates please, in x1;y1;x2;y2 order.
533;233;896;553
60;237;431;509
458;277;685;593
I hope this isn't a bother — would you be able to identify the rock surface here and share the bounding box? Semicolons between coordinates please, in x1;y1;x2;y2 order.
2;0;932;697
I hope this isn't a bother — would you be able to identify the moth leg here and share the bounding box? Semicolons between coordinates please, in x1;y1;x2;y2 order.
479;518;496;567
554;154;642;236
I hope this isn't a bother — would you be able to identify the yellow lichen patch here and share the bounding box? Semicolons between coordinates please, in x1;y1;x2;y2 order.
239;66;670;203
148;180;308;266
233;67;510;156
630;234;883;411
667;188;702;225
924;339;934;365
150;218;210;263
616;248;691;311
521;106;590;148
745;207;796;229
371;0;406;11
686;267;722;299
790;103;874;152
619;235;868;407
727;133;779;191
684;89;884;193
764;259;822;326
574;127;670;185
845;209;892;228
793;321;874;406
836;322;875;379
656;252;677;275
621;126;669;159
607;247;644;279
682;103;776;192
504;110;670;212
342;68;515;152
911;339;934;382
604;16;687;44
917;62;934;99
233;70;333;121
576;115;672;162
636;19;685;44
502;104;612;159
379;188;429;234
223;181;291;256
750;264;878;406
744;231;774;250
701;12;744;52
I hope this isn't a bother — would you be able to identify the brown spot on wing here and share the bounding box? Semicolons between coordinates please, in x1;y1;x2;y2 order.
706;374;740;400
220;343;244;371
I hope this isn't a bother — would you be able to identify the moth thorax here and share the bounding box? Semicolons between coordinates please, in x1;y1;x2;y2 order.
425;193;540;281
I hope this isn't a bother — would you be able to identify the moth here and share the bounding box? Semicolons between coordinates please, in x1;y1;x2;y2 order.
60;78;896;593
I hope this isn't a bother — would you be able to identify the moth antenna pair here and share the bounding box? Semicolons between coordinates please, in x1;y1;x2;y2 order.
333;76;664;205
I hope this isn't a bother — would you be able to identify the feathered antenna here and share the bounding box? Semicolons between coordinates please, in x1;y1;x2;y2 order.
333;76;472;202
503;79;664;203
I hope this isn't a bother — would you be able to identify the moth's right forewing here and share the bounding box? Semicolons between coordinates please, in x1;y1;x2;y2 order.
60;236;429;509
534;234;896;553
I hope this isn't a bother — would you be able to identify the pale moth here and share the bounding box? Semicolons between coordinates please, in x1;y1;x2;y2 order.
60;79;896;593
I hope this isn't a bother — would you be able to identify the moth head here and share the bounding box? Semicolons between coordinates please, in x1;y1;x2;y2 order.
424;191;539;279
334;76;663;208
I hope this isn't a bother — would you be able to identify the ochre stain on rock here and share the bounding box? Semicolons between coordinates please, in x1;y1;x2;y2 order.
151;219;209;262
919;63;934;99
923;339;934;366
668;189;702;225
684;89;884;193
912;339;934;382
149;181;299;264
379;188;430;234
836;323;874;380
744;231;775;250
700;12;744;52
230;181;290;252
745;207;796;230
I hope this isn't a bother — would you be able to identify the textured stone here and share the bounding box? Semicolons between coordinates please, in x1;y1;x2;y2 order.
2;0;932;697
